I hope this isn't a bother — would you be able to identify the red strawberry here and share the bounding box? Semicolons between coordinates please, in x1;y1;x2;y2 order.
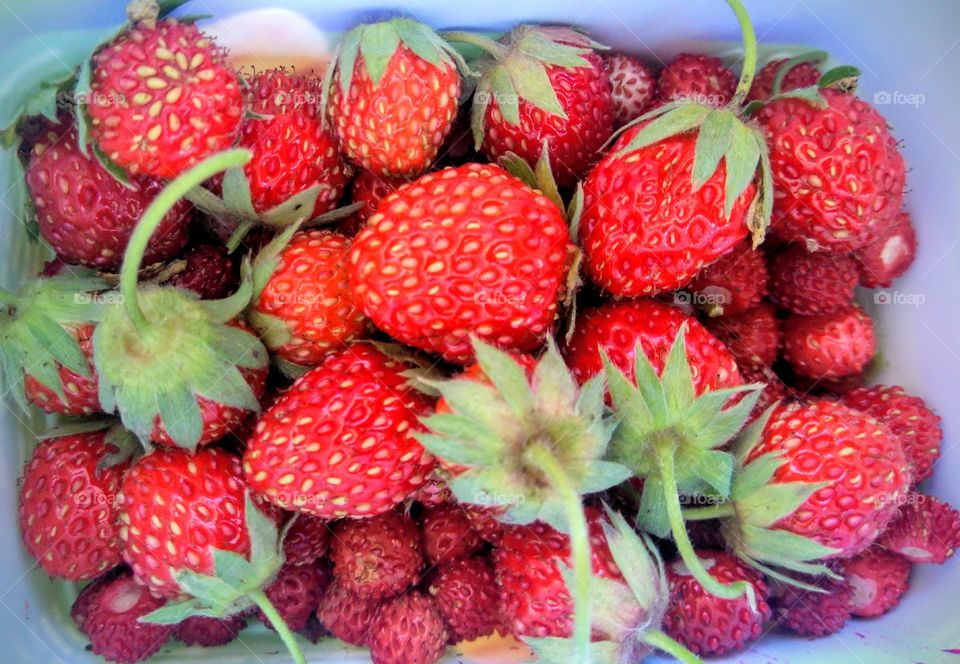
421;505;483;566
663;550;772;657
282;514;331;566
339;169;407;236
854;209;917;287
430;556;501;642
369;590;449;664
875;493;960;564
842;385;943;484
25;124;190;270
244;343;436;518
465;26;614;186
688;241;769;316
704;303;781;370
259;560;329;632
657;54;736;106
88;19;244;179
19;428;131;579
326;20;463;177
768;245;858;315
240;68;351;218
747;57;821;102
329;510;424;599
579;123;754;296
462;505;509;544
604;53;657;125
563;299;742;395
22;322;100;416
75;568;172;664
349;163;573;363
845;547;911;617
757;90;906;250
316;579;381;647
738;364;791;419
162;242;238;300
409;472;455;509
782;304;875;379
775;576;852;637
174;615;246;647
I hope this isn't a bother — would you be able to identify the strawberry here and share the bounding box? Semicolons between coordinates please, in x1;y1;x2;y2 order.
768;245;858;315
746;57;821;102
22;321;100;415
258;560;329;632
663;550;772;657
74;568;172;664
369;590;449;664
688;241;769;316
757;89;906;250
18;424;134;580
329;510;424;599
409;472;455;509
842;385;943;484
782;304;875;379
738;364;791;419
452;26;614;186
174;615;246;647
430;556;501;642
339;169;407;236
88;18;244;179
845;547;911;617
421;505;483;565
316;579;381;646
349;163;573;363
604;53;657;125
704;303;781;370
248;228;369;367
239;68;352;218
25;124;191;270
854;209;917;287
162;241;238;300
657;54;736;106
244;343;436;518
775;576;852;637
282;514;331;566
462;505;509;544
875;493;960;564
325;19;464;177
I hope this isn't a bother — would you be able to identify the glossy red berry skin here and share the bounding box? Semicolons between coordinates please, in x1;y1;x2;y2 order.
329;511;424;600
431;556;502;642
163;242;239;300
421;505;483;566
369;591;449;664
746;58;820;102
23;322;100;416
845;547;912;617
282;513;331;565
782;305;875;379
604;53;657;125
776;576;852;637
174;615;246;647
855;209;917;287
768;245;858;315
259;561;329;632
875;493;960;564
705;303;781;370
657;54;736;106
316;579;381;647
689;242;769;316
339;169;407;236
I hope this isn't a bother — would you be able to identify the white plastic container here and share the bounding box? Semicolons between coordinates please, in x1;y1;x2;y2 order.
1;1;958;662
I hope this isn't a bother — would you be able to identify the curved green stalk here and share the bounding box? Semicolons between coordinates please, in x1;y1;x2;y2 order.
643;629;703;664
656;445;757;609
682;502;736;521
441;30;508;59
250;589;307;664
119;149;252;335
524;442;591;664
770;50;829;97
726;0;759;108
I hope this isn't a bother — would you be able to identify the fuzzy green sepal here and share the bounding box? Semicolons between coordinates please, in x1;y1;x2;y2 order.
246;220;302;351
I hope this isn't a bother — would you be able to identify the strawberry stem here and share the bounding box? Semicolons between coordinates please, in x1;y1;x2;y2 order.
770;50;828;97
682;502;736;521
250;588;307;664
441;31;508;59
726;0;758;109
643;629;703;664
523;441;592;664
0;289;17;308
119;149;252;335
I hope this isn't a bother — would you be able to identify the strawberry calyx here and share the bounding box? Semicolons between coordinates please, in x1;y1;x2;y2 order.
246;220;303;353
742;61;862;116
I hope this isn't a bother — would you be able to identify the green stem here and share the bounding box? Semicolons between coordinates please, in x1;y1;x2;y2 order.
770;50;829;97
523;442;591;664
226;218;255;254
0;289;17;307
682;502;736;521
726;0;759;109
643;629;704;664
655;445;757;610
441;31;508;59
250;589;307;664
119;149;252;335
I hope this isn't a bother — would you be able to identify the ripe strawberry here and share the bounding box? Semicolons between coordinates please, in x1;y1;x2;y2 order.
326;19;463;177
329;510;424;599
689;241;769;316
845;547;911;617
409;472;455;509
768;245;858;315
757;90;906;250
22;322;100;416
162;241;238;299
747;57;821;102
782;304;875;379
604;53;657;125
738;364;791;419
258;560;329;632
704;303;781;369
663;550;772;657
19;427;132;580
421;505;483;566
25;124;190;270
462;505;509;544
430;556;501;642
282;514;331;566
244;343;436;517
842;385;943;484
339;169;407;236
117;447;257;597
349;163;573;363
775;576;852;637
657;54;736;106
240;68;351;218
316;579;381;646
563;299;742;395
875;493;960;564
369;590;449;664
462;26;614;186
855;209;917;287
174;615;246;647
88;19;244;179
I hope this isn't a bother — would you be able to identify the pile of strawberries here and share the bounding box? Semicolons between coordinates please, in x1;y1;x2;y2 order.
2;1;956;663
